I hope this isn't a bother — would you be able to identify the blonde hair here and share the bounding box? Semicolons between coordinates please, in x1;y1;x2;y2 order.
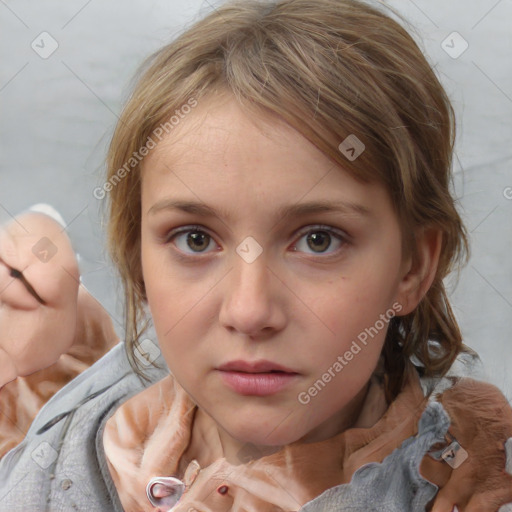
105;0;471;400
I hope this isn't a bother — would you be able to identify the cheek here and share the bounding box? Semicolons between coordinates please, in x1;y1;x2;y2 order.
141;233;224;332
299;257;401;376
142;256;212;367
312;273;398;340
142;242;183;320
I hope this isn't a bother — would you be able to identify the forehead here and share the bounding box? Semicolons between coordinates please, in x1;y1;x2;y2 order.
140;94;392;223
144;94;325;175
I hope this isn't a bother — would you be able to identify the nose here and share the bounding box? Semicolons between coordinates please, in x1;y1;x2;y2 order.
218;253;286;338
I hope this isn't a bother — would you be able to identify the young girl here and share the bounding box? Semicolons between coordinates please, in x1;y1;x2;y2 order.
1;0;511;511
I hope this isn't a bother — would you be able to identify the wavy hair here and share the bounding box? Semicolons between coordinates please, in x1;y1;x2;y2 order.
105;0;471;400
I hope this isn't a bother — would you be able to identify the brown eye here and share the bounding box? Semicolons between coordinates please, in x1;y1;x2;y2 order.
306;231;331;253
186;231;211;252
169;227;216;255
293;225;347;256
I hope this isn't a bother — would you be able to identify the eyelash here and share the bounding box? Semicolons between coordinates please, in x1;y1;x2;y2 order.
165;224;349;260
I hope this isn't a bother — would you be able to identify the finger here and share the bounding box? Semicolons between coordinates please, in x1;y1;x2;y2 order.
430;492;461;512
0;213;79;309
151;482;175;498
16;213;79;307
420;455;452;487
431;476;471;512
0;211;79;377
9;266;46;304
0;232;42;310
465;488;512;512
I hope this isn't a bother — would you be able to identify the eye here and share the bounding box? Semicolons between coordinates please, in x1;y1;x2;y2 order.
168;226;217;255
291;225;348;256
166;224;348;259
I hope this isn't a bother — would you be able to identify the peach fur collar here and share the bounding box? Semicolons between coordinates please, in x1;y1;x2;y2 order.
103;362;431;512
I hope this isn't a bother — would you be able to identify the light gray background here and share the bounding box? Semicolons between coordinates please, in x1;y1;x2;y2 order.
1;0;511;396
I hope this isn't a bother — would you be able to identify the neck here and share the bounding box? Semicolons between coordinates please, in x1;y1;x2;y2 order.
178;406;226;474
298;380;372;444
181;378;382;469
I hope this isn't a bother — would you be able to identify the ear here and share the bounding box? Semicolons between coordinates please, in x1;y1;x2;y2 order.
394;227;442;316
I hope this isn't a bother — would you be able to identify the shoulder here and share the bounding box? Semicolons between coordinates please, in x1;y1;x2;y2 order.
17;341;168;438
104;372;193;452
0;342;170;512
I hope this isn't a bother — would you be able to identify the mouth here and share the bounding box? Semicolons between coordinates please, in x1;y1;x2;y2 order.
216;359;299;396
216;359;298;374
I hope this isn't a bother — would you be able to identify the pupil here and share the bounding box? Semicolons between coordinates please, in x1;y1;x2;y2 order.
188;231;209;251
307;231;330;252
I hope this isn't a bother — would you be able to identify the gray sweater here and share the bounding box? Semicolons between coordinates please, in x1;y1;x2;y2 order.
0;343;510;512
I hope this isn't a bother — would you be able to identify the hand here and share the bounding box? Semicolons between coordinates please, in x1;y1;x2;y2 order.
169;457;305;512
0;210;80;387
420;379;512;512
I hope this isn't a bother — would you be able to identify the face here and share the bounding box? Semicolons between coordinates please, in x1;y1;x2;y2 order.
140;94;414;454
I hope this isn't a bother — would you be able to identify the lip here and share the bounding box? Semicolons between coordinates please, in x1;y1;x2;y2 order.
216;359;299;396
216;359;297;374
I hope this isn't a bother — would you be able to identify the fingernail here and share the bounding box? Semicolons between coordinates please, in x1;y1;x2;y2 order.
28;204;66;228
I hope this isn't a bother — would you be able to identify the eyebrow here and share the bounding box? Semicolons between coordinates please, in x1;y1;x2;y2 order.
148;198;372;222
